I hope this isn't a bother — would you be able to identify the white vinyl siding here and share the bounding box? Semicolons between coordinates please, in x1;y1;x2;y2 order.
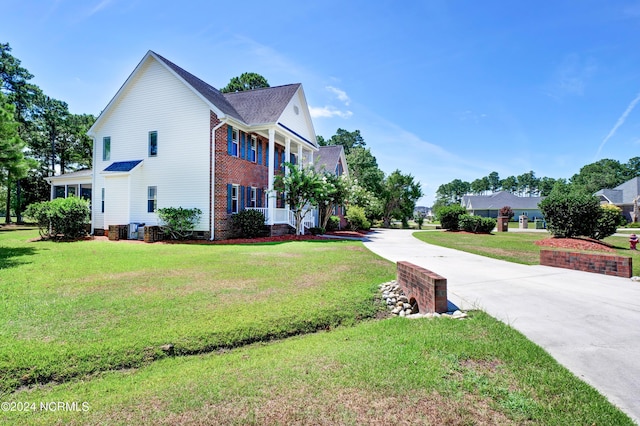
92;57;211;230
278;90;316;147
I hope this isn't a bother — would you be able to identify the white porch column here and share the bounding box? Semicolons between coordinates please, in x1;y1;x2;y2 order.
297;144;303;168
285;137;291;175
267;128;276;225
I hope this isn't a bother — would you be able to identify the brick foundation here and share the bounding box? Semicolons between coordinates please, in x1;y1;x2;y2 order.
540;250;632;278
396;261;448;313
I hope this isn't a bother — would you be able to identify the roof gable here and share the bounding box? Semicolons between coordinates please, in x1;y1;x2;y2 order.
88;51;317;149
314;145;344;173
595;176;640;204
223;84;300;125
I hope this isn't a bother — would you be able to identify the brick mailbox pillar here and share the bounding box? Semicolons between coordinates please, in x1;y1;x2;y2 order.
497;216;509;232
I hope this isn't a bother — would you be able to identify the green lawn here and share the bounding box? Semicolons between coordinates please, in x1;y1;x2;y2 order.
0;227;634;425
0;228;395;394
2;312;632;425
413;230;640;276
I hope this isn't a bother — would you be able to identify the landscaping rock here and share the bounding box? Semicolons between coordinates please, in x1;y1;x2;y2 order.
379;280;466;320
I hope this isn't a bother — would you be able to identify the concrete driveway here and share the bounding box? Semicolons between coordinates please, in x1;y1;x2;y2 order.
362;228;640;423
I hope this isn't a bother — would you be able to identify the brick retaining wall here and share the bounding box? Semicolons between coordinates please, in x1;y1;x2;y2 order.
540;250;632;278
396;261;448;313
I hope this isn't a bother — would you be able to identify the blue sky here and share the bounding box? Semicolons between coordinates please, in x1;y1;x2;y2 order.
3;1;640;205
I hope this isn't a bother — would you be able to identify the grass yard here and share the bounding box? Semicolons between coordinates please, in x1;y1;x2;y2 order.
413;230;640;276
0;228;394;395
2;312;633;425
0;227;634;425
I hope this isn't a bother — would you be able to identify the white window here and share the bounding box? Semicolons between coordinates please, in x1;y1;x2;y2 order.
249;187;257;208
149;131;158;157
103;137;111;161
148;186;157;212
231;184;239;213
232;129;239;157
250;136;257;162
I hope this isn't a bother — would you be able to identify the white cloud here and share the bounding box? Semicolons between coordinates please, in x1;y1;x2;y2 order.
550;54;597;97
86;0;113;17
595;91;640;159
326;86;350;106
309;106;353;119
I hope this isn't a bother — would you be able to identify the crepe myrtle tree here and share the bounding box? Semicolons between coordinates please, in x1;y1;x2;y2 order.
316;171;349;231
275;163;324;235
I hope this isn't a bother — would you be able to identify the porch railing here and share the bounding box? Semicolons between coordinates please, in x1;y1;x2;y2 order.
246;207;316;230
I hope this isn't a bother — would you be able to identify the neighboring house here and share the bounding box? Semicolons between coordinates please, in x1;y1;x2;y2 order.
414;206;433;219
595;177;640;222
314;145;349;227
45;169;93;201
461;191;544;219
47;50;322;240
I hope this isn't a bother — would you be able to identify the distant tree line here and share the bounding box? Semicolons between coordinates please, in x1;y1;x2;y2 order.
1;42;95;223
434;157;640;210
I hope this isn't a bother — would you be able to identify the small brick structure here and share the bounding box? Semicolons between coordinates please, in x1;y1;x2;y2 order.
107;225;128;241
143;226;163;243
540;250;632;278
396;261;448;313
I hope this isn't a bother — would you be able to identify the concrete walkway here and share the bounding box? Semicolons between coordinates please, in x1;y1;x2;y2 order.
363;228;640;423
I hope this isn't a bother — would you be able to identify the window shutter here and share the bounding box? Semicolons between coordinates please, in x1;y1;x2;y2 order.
266;146;269;167
290;153;296;165
257;142;262;165
227;126;233;155
257;188;262;208
246;186;251;207
240;133;246;159
227;184;232;213
240;185;245;211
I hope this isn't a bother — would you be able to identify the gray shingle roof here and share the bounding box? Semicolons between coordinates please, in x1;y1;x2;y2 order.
314;145;343;173
153;51;300;127
103;160;143;172
594;177;640;204
462;191;542;210
223;84;301;125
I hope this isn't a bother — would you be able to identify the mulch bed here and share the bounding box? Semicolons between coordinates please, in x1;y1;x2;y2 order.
324;230;371;238
534;237;617;253
161;235;328;244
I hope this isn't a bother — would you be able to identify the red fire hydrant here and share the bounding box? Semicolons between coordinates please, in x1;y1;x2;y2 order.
630;234;638;250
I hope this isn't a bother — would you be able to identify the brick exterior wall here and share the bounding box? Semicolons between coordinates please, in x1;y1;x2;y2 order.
540;250;632;278
211;112;281;240
396;261;448;313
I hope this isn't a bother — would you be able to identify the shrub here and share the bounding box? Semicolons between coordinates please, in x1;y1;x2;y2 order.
231;209;268;238
459;214;496;233
499;205;514;219
346;205;371;231
308;227;325;235
590;204;625;240
326;215;340;232
414;211;425;229
538;192;600;238
438;204;467;230
157;207;202;240
25;197;90;241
